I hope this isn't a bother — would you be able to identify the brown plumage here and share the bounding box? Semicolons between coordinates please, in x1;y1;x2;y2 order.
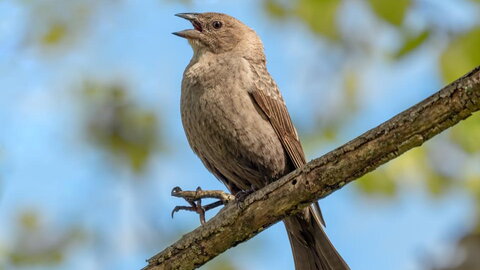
174;12;349;270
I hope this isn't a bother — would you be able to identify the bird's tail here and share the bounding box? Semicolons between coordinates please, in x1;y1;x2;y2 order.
283;206;349;270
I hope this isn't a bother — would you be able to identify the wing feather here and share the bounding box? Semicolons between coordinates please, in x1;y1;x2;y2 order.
249;62;326;226
248;64;306;168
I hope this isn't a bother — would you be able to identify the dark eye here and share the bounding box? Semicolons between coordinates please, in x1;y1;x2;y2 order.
212;21;223;29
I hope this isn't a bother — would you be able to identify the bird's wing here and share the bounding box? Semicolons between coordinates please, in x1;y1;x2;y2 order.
248;63;306;168
248;62;326;226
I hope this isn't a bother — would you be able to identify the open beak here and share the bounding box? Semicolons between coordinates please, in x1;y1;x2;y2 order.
173;13;203;39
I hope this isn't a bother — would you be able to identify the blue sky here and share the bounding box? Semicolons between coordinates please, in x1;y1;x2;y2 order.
0;0;477;269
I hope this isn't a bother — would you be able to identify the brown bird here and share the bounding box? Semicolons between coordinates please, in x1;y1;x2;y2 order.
174;12;349;270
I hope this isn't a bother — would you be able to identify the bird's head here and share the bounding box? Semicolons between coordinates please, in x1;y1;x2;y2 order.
173;12;265;61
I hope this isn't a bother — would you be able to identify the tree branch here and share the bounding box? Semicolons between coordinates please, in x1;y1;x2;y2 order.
143;66;480;270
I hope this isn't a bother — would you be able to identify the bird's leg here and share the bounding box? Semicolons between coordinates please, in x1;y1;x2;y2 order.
170;186;235;225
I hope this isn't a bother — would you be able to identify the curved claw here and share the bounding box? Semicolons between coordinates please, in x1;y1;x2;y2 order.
171;204;207;225
171;205;195;218
170;186;234;225
171;206;181;218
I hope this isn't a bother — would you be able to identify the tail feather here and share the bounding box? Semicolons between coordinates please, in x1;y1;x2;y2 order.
283;206;349;270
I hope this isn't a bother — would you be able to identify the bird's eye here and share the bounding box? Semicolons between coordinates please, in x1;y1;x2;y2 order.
212;21;223;29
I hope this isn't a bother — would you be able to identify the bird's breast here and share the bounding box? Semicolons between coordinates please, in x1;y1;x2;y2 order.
180;56;290;186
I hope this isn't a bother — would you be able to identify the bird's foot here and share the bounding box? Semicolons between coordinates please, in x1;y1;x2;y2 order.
170;186;235;225
235;187;255;202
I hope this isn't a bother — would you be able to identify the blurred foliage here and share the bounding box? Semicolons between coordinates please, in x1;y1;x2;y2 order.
394;30;430;59
451;115;480;154
41;22;68;45
204;259;238;270
265;0;341;39
81;82;161;174
20;0;103;51
3;210;85;268
441;27;480;83
302;68;360;149
465;177;480;206
264;0;288;19
295;0;341;40
367;0;410;26
356;170;397;196
356;147;428;197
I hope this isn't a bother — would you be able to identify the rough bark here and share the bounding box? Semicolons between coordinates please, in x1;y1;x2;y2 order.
143;66;480;270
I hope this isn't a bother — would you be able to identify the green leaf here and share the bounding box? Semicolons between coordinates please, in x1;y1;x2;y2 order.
425;173;451;197
465;177;480;200
440;27;480;83
450;114;480;154
295;0;341;40
264;0;288;18
368;0;411;26
41;23;67;45
206;259;237;270
82;84;161;174
356;171;397;196
343;70;359;110
394;30;430;58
